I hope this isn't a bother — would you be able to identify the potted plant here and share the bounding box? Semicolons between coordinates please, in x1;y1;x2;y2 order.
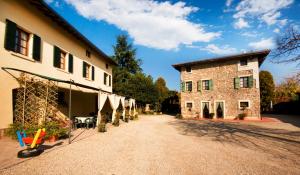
209;113;215;119
113;113;120;126
238;113;246;120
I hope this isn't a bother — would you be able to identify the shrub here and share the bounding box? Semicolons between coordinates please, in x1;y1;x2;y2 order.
209;113;215;119
175;114;182;119
134;114;138;120
124;115;129;122
98;123;107;132
238;113;247;120
113;114;120;127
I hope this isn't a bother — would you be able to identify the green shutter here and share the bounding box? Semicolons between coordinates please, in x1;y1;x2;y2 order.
4;19;17;51
53;46;61;68
234;77;240;89
248;76;253;88
109;75;111;86
197;81;202;92
82;61;86;78
209;79;213;90
68;54;73;73
32;34;41;61
181;81;185;92
91;66;95;80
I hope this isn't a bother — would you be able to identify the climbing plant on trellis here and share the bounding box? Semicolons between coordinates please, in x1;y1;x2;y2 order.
14;73;59;127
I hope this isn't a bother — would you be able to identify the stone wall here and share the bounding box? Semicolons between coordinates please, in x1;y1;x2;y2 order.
180;58;261;119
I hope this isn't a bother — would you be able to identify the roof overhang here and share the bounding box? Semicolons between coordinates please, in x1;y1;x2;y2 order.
26;0;117;66
172;49;270;71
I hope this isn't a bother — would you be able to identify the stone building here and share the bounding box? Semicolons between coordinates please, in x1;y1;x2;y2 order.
172;50;270;119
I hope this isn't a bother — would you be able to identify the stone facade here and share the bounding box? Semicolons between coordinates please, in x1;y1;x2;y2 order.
179;57;261;119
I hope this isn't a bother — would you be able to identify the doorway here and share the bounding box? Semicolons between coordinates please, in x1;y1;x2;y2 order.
215;101;224;118
201;102;210;118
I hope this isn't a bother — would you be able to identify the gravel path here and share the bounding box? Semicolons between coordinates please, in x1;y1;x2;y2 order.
1;115;300;175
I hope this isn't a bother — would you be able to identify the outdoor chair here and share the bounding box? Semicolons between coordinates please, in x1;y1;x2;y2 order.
74;118;82;129
85;118;94;129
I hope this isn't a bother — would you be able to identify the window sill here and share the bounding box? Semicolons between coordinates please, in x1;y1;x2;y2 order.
56;68;70;74
85;78;94;82
11;52;35;63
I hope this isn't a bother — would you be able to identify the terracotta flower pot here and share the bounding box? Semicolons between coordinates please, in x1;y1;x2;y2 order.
48;135;57;142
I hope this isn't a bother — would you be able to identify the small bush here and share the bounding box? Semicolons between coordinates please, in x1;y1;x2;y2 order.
134;114;139;120
113;113;120;126
209;113;215;119
124;115;130;122
175;114;182;119
238;113;246;120
98;123;106;132
130;115;134;120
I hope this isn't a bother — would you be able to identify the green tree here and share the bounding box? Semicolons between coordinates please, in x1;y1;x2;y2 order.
154;77;169;111
112;35;142;74
111;35;159;107
259;71;275;112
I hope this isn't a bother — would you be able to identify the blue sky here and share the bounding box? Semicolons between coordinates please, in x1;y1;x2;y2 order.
46;0;300;90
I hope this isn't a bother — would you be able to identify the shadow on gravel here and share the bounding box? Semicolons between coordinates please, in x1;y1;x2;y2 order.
168;119;300;160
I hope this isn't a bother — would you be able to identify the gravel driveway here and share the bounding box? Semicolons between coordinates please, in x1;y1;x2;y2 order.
1;115;300;175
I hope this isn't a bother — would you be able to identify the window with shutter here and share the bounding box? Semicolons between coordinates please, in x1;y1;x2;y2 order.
92;66;95;80
109;75;111;86
104;72;108;85
197;81;201;92
209;80;213;90
234;77;240;89
68;54;73;73
202;80;209;90
4;19;17;51
186;81;192;92
53;46;61;68
181;81;185;92
248;76;253;88
32;34;41;61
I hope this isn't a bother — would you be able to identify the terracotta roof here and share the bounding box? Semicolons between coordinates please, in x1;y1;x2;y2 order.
26;0;117;66
172;49;270;71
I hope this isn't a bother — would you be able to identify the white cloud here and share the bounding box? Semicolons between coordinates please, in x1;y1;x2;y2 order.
201;44;237;55
240;31;258;37
226;0;234;7
64;0;220;50
234;18;249;29
248;38;275;49
233;0;293;26
273;28;280;33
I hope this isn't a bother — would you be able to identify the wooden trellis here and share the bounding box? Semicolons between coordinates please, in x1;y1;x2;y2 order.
14;73;59;127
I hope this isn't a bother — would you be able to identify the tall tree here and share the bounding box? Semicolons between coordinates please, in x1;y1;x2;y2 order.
272;26;300;65
259;71;275;112
154;77;169;111
112;35;142;74
274;75;300;103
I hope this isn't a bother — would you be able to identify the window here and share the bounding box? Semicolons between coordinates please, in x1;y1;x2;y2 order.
202;80;209;90
240;77;249;88
186;102;193;109
106;64;109;69
59;51;66;70
84;63;91;79
186;81;192;92
15;28;29;56
86;50;91;58
240;59;248;66
104;72;108;85
186;66;191;73
239;101;250;109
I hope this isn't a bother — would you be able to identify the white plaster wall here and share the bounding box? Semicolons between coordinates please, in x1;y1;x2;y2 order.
0;0;113;128
237;58;260;88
